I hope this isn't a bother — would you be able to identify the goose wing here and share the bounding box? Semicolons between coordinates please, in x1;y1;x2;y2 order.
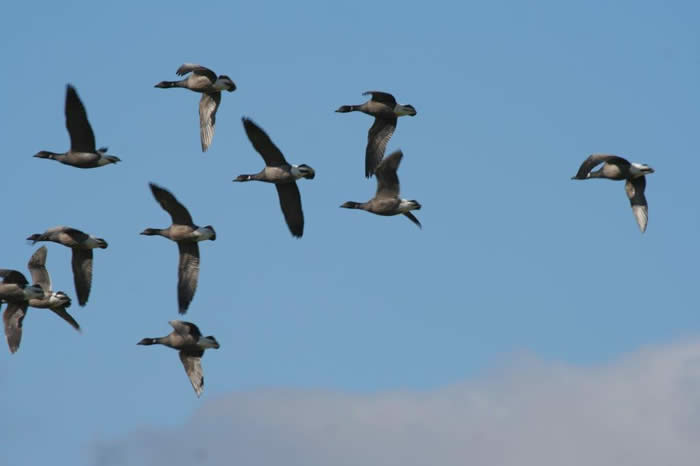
65;85;96;153
363;91;397;107
242;118;288;167
27;246;51;292
49;306;81;332
176;63;217;83
3;302;28;353
0;269;29;286
71;249;92;306
61;227;91;247
149;183;194;226
169;320;202;339
625;176;649;233
375;150;403;199
179;349;206;397
199;92;221;152
403;212;422;228
365;117;397;178
573;154;630;179
177;242;199;314
275;183;304;238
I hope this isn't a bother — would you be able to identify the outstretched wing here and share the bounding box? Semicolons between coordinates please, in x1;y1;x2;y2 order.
275;182;304;238
241;118;288;167
403;212;422;228
363;91;397;107
65;85;97;153
199;92;221;152
148;183;194;226
28;246;51;292
625;176;648;233
71;249;93;306
0;269;29;286
177;242;200;314
50;307;81;332
365;117;396;178
572;154;630;179
3;302;28;353
179;350;205;397
62;227;91;246
375;150;403;199
176;63;217;83
169;320;202;339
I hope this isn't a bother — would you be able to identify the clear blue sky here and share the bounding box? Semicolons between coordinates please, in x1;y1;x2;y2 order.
1;1;700;465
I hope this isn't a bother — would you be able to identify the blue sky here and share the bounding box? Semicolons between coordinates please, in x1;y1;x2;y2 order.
2;1;700;465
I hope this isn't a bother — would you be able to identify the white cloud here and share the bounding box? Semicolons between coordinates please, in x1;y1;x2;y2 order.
94;340;700;466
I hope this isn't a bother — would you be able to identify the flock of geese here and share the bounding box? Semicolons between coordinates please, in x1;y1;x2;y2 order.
2;63;655;397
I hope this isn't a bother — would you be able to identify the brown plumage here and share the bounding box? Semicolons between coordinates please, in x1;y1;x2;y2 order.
33;85;121;168
26;226;108;306
234;118;315;238
335;91;417;177
141;183;216;314
137;320;220;397
154;63;236;152
340;150;422;228
572;154;654;233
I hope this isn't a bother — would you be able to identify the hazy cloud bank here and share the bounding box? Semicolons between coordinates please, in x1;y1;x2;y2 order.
94;340;700;466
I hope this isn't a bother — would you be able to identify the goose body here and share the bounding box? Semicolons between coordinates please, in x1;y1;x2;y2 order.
141;183;216;314
155;63;236;152
340;150;422;228
571;154;654;233
27;226;108;306
336;91;416;177
137;320;220;397
0;269;44;353
34;85;121;169
234;118;315;238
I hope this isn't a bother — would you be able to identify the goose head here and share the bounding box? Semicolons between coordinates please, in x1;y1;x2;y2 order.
136;338;157;346
26;233;43;243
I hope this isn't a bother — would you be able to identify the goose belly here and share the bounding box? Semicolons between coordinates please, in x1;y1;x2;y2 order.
263;166;295;183
66;151;100;165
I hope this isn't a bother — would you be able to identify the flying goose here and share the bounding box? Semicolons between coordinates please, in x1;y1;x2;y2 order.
34;85;121;168
141;183;216;314
340;150;422;228
155;63;236;152
571;154;655;233
336;91;416;178
0;269;44;353
137;320;220;397
27;226;108;306
27;246;80;333
234;117;315;238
